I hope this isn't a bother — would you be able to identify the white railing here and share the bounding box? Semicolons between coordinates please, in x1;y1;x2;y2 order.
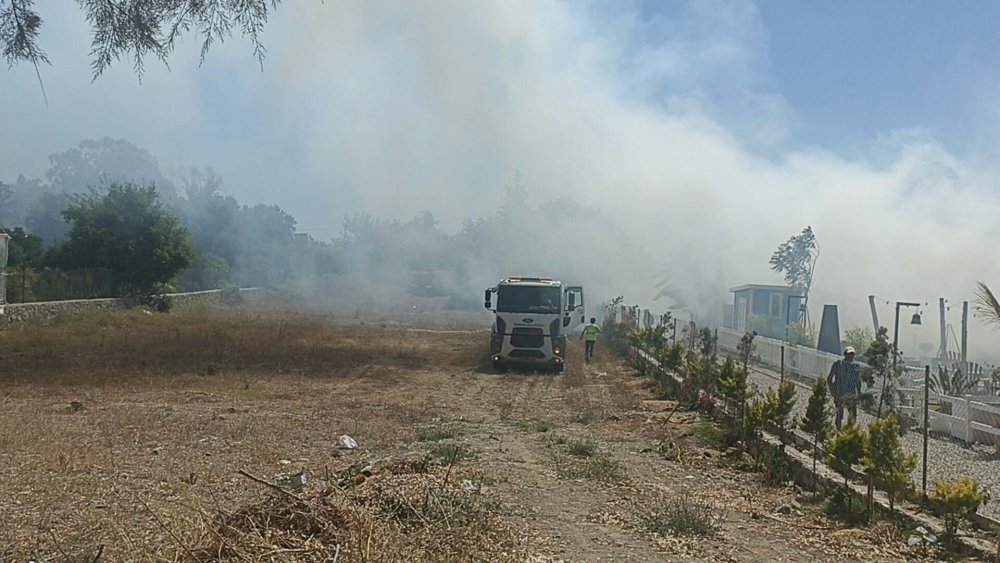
898;389;1000;448
718;327;840;384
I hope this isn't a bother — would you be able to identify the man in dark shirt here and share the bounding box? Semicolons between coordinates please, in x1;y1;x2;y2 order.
828;346;861;430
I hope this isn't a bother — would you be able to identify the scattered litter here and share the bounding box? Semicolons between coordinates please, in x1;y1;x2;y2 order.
277;471;307;493
278;459;292;465
461;479;487;492
338;435;358;449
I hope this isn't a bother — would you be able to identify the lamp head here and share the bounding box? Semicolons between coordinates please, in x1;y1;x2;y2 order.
910;312;922;326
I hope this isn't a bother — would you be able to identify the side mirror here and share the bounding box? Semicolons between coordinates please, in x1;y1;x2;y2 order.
567;293;576;310
484;289;492;310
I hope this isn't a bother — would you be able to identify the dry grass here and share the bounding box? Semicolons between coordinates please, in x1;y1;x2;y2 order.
0;306;937;562
0;304;509;562
0;304;483;386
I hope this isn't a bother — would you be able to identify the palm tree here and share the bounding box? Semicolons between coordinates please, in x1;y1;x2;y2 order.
975;282;1000;329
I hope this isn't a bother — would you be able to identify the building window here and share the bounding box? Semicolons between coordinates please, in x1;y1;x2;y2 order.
770;293;782;318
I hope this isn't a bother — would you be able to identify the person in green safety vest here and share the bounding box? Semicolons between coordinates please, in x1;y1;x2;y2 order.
580;317;601;362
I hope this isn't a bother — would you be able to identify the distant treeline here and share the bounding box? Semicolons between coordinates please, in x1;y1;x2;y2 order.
1;137;645;307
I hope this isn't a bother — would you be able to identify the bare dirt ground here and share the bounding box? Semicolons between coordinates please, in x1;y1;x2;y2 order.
0;305;934;562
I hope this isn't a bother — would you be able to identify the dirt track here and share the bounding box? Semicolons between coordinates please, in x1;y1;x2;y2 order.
0;308;931;561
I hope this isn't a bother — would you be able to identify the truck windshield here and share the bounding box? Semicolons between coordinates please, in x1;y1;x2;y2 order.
497;286;561;314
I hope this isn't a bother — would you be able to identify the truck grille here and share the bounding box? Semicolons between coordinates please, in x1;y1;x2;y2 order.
509;349;545;358
510;328;544;348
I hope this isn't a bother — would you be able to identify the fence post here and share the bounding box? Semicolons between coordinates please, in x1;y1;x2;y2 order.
965;396;973;443
922;365;929;506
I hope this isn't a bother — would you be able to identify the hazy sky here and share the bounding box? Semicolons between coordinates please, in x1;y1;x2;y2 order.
3;1;1000;357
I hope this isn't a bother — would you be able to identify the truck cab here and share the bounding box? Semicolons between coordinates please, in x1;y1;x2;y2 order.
484;277;584;372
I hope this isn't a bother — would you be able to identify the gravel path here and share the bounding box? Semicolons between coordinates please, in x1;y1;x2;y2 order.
744;364;1000;521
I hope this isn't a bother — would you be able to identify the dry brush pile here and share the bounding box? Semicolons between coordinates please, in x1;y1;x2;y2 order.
176;456;524;563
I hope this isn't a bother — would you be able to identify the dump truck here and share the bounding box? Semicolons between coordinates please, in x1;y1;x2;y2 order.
484;277;584;372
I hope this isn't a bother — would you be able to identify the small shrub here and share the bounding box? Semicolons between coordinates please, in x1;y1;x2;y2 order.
220;283;245;305
863;414;916;512
566;440;597;458
557;454;623;482
692;420;725;446
142;292;173;313
694;390;716;415
930;477;989;550
570;411;596;425
826;417;864;494
515;419;553;433
762;380;797;436
644;498;718;537
825;487;867;525
658;343;684;372
406;453;434;474
431;443;478;464
651;379;678;401
416;426;460;442
753;444;792;486
576;456;621;481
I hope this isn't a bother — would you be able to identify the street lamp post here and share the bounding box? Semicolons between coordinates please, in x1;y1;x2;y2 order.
780;294;805;384
879;300;921;418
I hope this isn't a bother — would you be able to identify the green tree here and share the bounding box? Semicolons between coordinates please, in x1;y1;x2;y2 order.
800;378;833;490
843;327;874;360
769;226;819;319
2;0;281;79
0;226;43;268
0;226;43;302
763;380;797;440
47;138;175;198
50;183;193;296
717;357;747;408
866;326;899;418
826;417;865;499
863;414;916;512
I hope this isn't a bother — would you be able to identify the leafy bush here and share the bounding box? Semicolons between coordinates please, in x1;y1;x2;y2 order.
825;487;867;525
514;419;553;433
826;417;864;492
931;477;989;549
416;426;461;442
431;443;478;463
658;342;684;372
142;292;173;313
863;414;916;512
644;498;718;537
220;283;245;305
692;420;725;446
566;440;597;458
753;443;793;485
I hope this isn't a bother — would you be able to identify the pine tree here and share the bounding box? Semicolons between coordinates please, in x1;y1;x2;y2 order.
800;378;833;490
863;414;916;512
826;417;865;507
763;380;797;441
